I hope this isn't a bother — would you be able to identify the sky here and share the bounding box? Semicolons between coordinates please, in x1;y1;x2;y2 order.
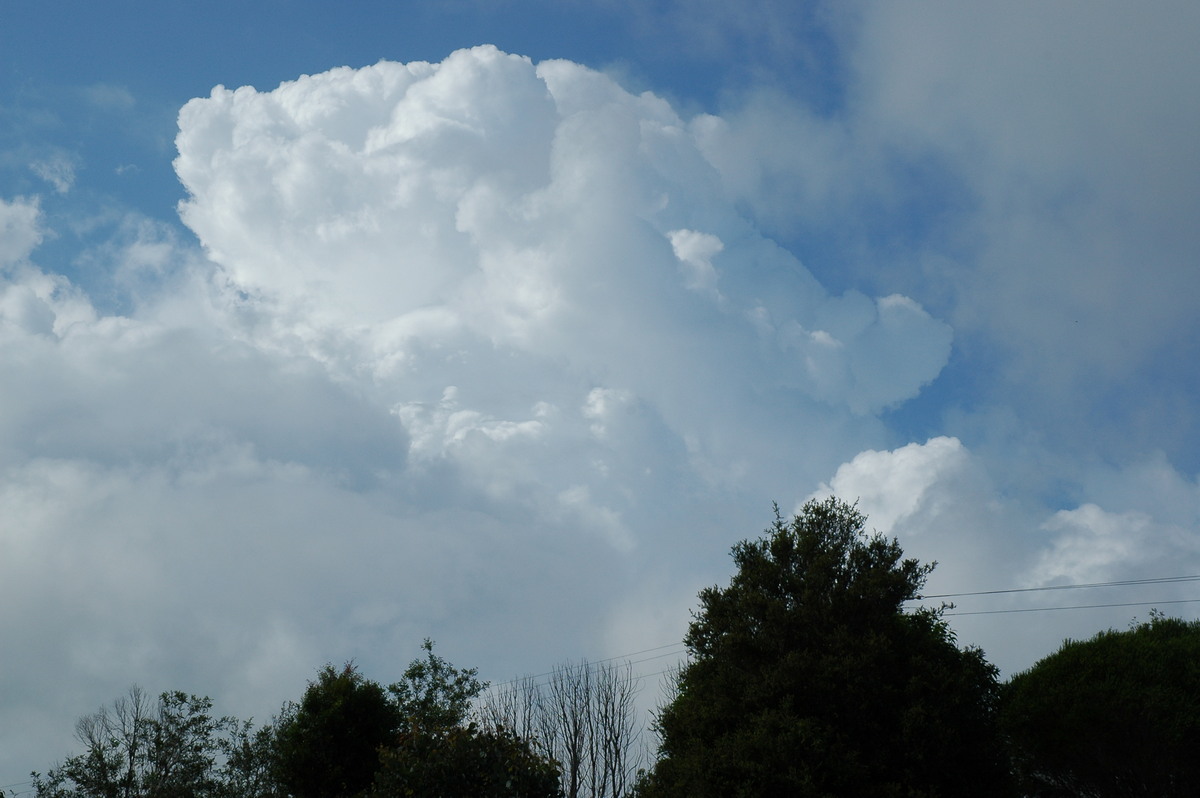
2;0;1199;787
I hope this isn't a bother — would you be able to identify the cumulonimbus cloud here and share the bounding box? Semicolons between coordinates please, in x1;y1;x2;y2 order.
0;46;956;781
174;45;951;422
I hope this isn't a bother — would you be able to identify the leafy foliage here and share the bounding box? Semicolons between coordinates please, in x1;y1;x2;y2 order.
219;717;284;797
31;688;245;798
1001;612;1200;797
369;640;562;798
33;647;559;798
272;662;402;798
637;498;1010;797
387;639;483;730
371;722;562;798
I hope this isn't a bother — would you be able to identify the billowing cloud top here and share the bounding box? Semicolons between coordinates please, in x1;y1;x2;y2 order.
174;46;951;420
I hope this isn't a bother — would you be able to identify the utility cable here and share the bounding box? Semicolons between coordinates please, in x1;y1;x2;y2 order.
943;597;1200;617
918;573;1200;600
486;574;1200;695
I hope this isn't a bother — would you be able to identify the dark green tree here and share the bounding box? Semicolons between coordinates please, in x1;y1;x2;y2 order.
272;663;402;798
371;722;562;798
1001;612;1200;797
636;498;1010;798
368;640;562;798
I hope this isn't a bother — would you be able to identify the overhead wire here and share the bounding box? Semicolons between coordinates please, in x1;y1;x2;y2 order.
481;644;688;698
944;597;1200;617
486;641;686;691
485;573;1200;696
918;573;1200;600
909;573;1200;617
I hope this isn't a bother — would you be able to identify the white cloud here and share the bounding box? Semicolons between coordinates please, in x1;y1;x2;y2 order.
0;47;952;770
668;228;723;297
582;386;634;439
0;196;42;266
1027;454;1200;587
811;435;1200;673
1029;505;1154;586
30;152;76;193
808;436;1027;603
175;45;951;425
812;436;971;535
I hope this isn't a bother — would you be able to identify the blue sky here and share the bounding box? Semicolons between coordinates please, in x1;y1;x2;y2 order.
2;0;1199;787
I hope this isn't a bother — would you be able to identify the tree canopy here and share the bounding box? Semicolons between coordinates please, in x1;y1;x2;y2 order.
33;643;560;798
272;662;403;798
30;688;246;798
371;720;562;798
263;641;563;798
1001;612;1200;797
368;640;561;798
637;497;1009;797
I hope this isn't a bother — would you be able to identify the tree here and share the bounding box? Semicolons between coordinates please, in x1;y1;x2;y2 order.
272;663;402;798
31;687;239;798
368;640;562;798
636;498;1010;798
484;660;643;798
218;717;284;798
30;647;555;798
1001;612;1200;797
371;721;562;798
387;639;482;730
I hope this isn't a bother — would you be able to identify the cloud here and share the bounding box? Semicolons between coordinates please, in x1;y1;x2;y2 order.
0;196;42;265
1028;453;1200;586
809;436;1027;598
0;234;615;769
668;228;723;297
812;436;972;534
810;434;1200;673
0;46;957;773
690;3;1200;467
1030;505;1156;586
30;152;77;193
83;83;137;111
174;45;950;420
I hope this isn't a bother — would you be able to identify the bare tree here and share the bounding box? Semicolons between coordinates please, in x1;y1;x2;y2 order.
587;662;640;798
552;661;595;798
484;659;643;798
481;673;541;743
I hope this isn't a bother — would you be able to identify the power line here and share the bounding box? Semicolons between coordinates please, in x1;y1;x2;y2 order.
484;574;1200;696
943;597;1200;617
485;643;687;692
918;574;1200;600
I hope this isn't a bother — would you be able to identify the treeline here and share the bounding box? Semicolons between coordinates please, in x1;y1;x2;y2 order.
23;643;641;798
17;498;1200;797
